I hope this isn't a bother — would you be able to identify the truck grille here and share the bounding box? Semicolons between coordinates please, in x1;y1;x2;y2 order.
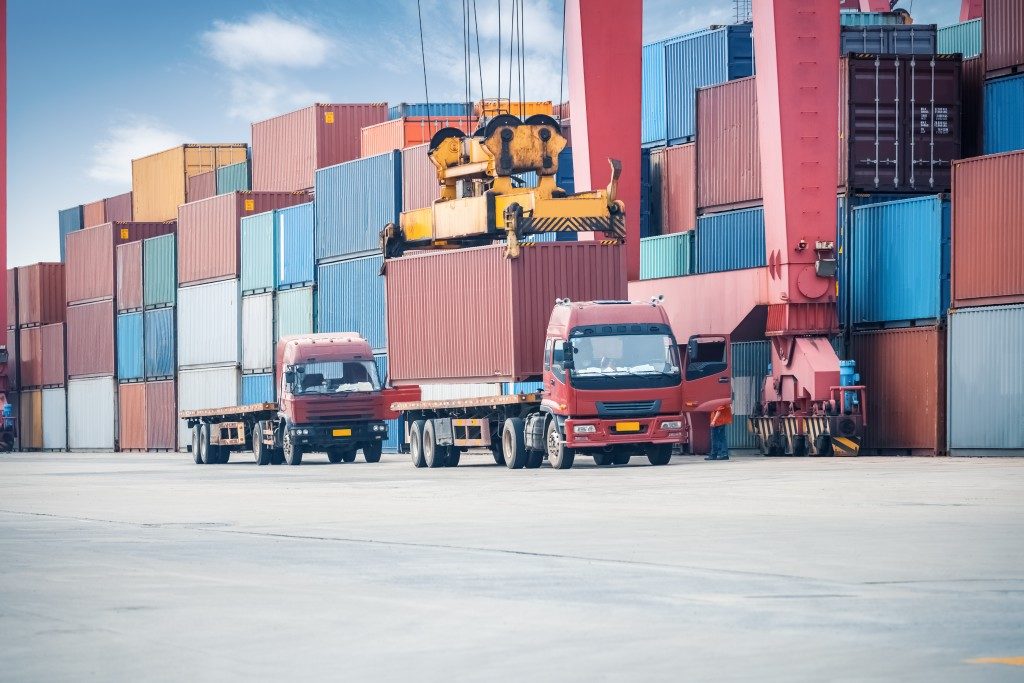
596;400;660;417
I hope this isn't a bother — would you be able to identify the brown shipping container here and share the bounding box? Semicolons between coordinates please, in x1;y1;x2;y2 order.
952;150;1024;307
386;242;627;384
696;77;761;211
116;241;143;311
6;328;18;390
187;169;217;203
849;326;946;455
17;263;65;328
361;117;477;158
83;200;106;228
7;267;17;329
66;300;115;378
984;0;1024;76
145;380;176;450
177;191;309;286
104;192;133;223
132;144;248;222
19;390;43;450
251;103;388;192
119;383;147;451
40;323;65;387
66;222;176;305
18;326;42;388
401;143;440;211
658;144;697;232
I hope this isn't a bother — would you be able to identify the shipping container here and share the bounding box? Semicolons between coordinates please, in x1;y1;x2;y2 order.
360;116;477;158
19;389;42;450
177;191;308;286
938;18;983;58
389;102;471;119
67;376;117;451
656;143;697;233
6;267;17;329
241;373;275;405
177;365;239;449
961;56;985;158
118;383;147;450
146;380;177;450
66;300;115;378
117;312;144;381
502;381;545;395
984;0;1024;77
216;160;251;194
58;206;83;261
639;232;694;280
840;23;938;54
242;293;274;372
386;242;626;384
83;200;106;229
727;340;771;449
116;241;143;311
372;353;401;451
951;150;1024;308
474;99;552;120
839;11;904;26
983;74;1024;154
419;383;502;401
947;304;1024;454
132;144;249;222
251;103;387;192
401;143;439;212
66;222;176;305
39;323;65;387
849;195;950;327
41;387;67;451
186;169;217;203
315;152;402;261
17;263;64;327
276;286;315;339
276;203;315;288
104;192;133;223
696;77;761;211
177;279;240;368
17;327;41;388
317;255;386;351
240;211;275;294
5;328;18;391
695;207;767;274
144;307;175;379
143;234;176;308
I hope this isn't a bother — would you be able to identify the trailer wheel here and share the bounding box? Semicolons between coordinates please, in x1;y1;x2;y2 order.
199;424;221;465
646;444;672;466
593;452;612;466
444;447;460;467
546;420;575;469
612;453;630;466
423;421;446;468
253;421;272;466
282;431;303;466
363;442;383;463
409;420;427;468
524;450;543;469
489;441;506;466
327;449;346;464
502;418;527;469
342;450;357;463
191;425;203;464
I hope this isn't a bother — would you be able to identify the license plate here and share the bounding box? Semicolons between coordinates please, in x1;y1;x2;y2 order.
332;428;352;437
615;421;641;433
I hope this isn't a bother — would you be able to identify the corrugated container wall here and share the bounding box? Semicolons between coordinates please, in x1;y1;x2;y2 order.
187;169;217;203
960;56;985;158
216;160;251;194
276;287;315;339
373;352;401;451
984;0;1024;76
641;41;667;146
40;323;65;387
639;232;694;280
474;100;552;119
240;212;275;294
178;366;239;449
983;74;1024;155
177;191;308;286
937;19;982;58
6;267;17;328
143;234;176;308
144;307;176;379
119;383;147;450
839;11;904;26
5;328;18;391
251;103;388;192
242;293;275;372
19;390;42;450
67;377;117;451
66;300;115;378
66;222;176;305
132;144;248;221
360;117;476;158
317;256;386;352
117;312;144;381
83;200;106;229
657;144;696;233
839;24;938;54
58;206;83;261
386;243;626;384
696;77;761;210
315;152;402;260
241;373;275;405
951;151;1024;308
17;263;65;327
177;279;240;368
388;102;471;119
41;387;67;451
17;327;42;388
146;381;177;450
727;341;771;449
104;192;133;223
401;143;439;211
116;241;143;311
695;207;767;274
276;203;315;288
947;304;1024;454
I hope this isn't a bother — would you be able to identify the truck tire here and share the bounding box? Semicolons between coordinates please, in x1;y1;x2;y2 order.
524;450;543;469
423;421;446;468
191;425;203;464
199;424;221;465
593;452;612;466
489;442;506;466
612;453;630;466
282;431;303;466
546;420;575;469
363;442;383;463
342;450;357;463
253;421;272;466
646;444;672;466
444;446;460;467
409;420;427;468
327;449;347;464
502;418;527;469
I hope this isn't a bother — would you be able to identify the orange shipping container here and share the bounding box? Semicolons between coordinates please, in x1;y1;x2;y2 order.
146;381;176;450
119;383;147;451
361;117;477;158
17;263;65;328
18;389;43;450
474;99;553;120
83;200;107;228
132;144;248;222
66;222;176;305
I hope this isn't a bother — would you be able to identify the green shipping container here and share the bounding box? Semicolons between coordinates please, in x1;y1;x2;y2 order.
143;234;176;308
240;211;275;294
217;160;251;195
937;18;982;58
639;232;694;279
276;286;315;339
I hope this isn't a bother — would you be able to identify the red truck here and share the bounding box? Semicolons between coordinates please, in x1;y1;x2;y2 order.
392;299;731;469
180;333;418;466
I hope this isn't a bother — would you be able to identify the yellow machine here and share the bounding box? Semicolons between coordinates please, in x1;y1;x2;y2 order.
380;114;625;260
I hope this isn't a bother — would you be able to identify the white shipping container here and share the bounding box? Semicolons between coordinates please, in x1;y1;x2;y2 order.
68;377;117;451
276;286;315;339
177;365;240;449
419;383;502;401
177;279;241;368
242;293;275;372
42;387;67;451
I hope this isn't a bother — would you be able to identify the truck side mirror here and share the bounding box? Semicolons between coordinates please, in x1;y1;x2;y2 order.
284;371;296;386
687;338;699;362
563;349;575;370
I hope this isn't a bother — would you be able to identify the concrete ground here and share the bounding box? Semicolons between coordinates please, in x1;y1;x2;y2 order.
0;451;1021;682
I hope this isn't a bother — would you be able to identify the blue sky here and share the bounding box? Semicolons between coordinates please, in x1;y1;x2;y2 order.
7;0;961;266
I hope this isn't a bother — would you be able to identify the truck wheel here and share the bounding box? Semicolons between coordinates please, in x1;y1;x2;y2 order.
546;420;575;469
327;449;345;464
363;442;383;463
502;418;527;469
342;450;357;463
282;431;303;466
489;442;506;466
409;420;427;468
524;450;543;469
646;444;672;466
423;421;446;468
445;447;460;467
191;425;203;464
199;424;221;465
612;453;630;466
593;452;612;466
253;422;271;466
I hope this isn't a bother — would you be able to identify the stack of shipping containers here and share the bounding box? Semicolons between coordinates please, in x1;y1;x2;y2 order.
140;234;178;451
981;1;1024;155
5;268;17;446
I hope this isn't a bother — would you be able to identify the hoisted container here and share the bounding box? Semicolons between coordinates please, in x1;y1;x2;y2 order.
18;389;43;450
39;323;65;388
216;160;251;194
696;77;761;211
315;152;402;261
144;307;175;379
251;103;387;192
116;241;143;311
187;169;217;203
241;293;274;373
276;286;315;339
360;116;477;158
984;0;1024;77
389;102;471;119
639;232;694;280
695;207;767;274
983;74;1024;155
474;99;552;120
17;263;65;327
937;18;982;58
177;279;240;368
317;255;386;352
118;383;147;450
276;203;315;289
66;222;176;305
143;234;176;309
66;300;116;378
41;387;67;451
117;312;144;381
241;373;275;405
146;380;177;450
401;143;439;212
132;144;249;222
840;24;937;54
67;376;117;451
58;206;83;261
240;211;275;294
177;365;239;448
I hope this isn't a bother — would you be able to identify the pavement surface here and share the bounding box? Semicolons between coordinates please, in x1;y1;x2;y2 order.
0;450;1022;682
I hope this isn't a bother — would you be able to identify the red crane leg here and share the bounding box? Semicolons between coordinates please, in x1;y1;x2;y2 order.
960;0;983;21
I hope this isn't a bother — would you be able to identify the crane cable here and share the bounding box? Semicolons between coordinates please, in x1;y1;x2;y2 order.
415;0;432;130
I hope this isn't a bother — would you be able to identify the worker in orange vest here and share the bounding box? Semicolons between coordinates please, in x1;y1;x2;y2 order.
706;402;732;461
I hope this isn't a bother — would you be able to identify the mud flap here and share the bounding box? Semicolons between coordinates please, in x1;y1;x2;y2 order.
830;435;862;456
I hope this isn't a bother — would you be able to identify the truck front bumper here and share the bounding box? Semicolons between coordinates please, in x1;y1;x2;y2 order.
289;421;387;447
563;416;685;449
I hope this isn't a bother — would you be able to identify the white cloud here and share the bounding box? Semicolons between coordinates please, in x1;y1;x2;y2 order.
225;78;331;122
202;13;332;70
88;120;188;185
643;2;734;43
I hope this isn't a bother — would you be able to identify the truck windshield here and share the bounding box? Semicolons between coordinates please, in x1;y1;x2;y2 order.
568;333;681;389
290;361;381;395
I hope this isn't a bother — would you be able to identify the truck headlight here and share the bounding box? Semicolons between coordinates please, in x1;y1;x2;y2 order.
573;424;597;434
661;420;683;430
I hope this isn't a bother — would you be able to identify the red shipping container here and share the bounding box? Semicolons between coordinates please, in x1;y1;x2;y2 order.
6;267;17;330
116;242;143;311
984;0;1024;76
177;191;308;286
145;380;176;450
360;117;477;158
952;150;1024;308
849;326;946;455
659;143;697;233
697;77;761;211
66;300;115;378
251;103;387;192
18;326;42;388
104;192;133;223
83;200;106;228
119;383;147;450
17;263;65;328
401;143;440;212
65;222;176;305
386;243;627;384
186;169;217;203
40;323;65;387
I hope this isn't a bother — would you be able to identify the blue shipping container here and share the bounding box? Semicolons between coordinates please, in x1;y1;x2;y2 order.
641;41;667;146
849;195;950;327
839;11;903;26
984;74;1024;155
388;102;471;119
58;206;83;262
315;152;402;261
317;255;387;352
374;352;402;451
144;307;175;379
937;18;982;58
217;160;251;194
276;202;315;288
502;381;544;395
117;312;144;381
242;373;275;405
695;206;766;274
